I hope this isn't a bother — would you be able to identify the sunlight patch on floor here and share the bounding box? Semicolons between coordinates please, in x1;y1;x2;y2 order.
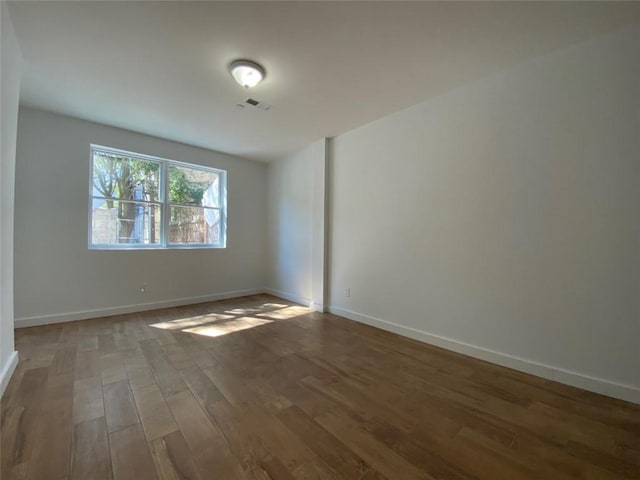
150;313;235;330
149;302;306;337
257;306;312;320
224;303;291;316
184;316;273;338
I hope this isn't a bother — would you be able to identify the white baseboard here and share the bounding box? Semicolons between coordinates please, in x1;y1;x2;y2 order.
0;351;19;398
329;305;640;404
15;288;264;328
310;302;327;313
264;288;312;308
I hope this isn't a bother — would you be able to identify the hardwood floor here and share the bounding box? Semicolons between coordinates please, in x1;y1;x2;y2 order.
1;294;638;479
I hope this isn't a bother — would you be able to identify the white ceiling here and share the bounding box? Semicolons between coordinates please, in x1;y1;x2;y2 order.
8;1;640;162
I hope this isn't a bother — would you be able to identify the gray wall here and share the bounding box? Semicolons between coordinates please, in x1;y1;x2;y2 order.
266;139;327;308
1;1;22;394
329;27;639;401
14;108;267;323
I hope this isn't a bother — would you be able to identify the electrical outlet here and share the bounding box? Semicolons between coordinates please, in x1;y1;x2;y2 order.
345;287;351;297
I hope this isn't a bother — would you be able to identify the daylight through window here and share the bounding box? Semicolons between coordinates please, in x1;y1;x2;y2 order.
90;145;226;249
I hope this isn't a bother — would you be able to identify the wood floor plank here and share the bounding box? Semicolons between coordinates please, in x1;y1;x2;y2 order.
276;404;372;479
258;456;297;480
448;426;546;480
77;334;99;352
164;390;227;455
103;379;140;433
51;344;78;375
315;407;434;480
204;399;274;478
1;367;49;471
110;424;158;480
3;462;29;480
1;404;26;476
75;349;101;380
364;415;486;480
101;352;128;385
230;404;342;480
179;364;225;408
2;295;638;480
177;337;218;370
165;390;246;479
277;380;336;418
72;375;105;424
150;357;189;397
127;364;157;391
163;342;196;371
149;431;202;480
98;333;118;354
132;383;179;441
70;417;112;480
27;373;75;480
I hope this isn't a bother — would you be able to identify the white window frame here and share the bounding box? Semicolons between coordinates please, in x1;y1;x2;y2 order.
89;144;227;250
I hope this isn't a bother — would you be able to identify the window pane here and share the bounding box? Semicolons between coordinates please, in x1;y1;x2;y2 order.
169;165;219;207
93;151;160;202
90;146;227;249
169;206;221;245
92;199;160;245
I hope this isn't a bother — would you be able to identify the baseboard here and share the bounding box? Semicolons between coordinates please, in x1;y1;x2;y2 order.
264;288;312;308
0;351;19;398
15;288;264;328
329;305;640;404
310;302;327;313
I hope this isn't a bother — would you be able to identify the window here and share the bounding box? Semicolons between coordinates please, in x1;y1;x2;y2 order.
90;145;226;249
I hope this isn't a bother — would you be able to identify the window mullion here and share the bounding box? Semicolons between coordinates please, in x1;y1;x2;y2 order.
162;160;169;247
220;171;226;247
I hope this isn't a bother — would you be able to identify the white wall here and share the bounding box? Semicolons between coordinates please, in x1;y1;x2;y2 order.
14;108;267;325
329;27;640;402
0;1;22;395
266;139;327;308
311;139;329;311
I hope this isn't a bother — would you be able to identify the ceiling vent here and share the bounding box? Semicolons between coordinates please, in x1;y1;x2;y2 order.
245;98;271;111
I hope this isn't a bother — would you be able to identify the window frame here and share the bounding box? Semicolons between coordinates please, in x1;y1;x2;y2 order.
89;144;227;250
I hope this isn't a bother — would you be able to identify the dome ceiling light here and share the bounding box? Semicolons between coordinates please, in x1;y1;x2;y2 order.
229;59;265;88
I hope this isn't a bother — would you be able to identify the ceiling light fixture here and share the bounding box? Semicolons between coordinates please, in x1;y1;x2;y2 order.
229;59;265;88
